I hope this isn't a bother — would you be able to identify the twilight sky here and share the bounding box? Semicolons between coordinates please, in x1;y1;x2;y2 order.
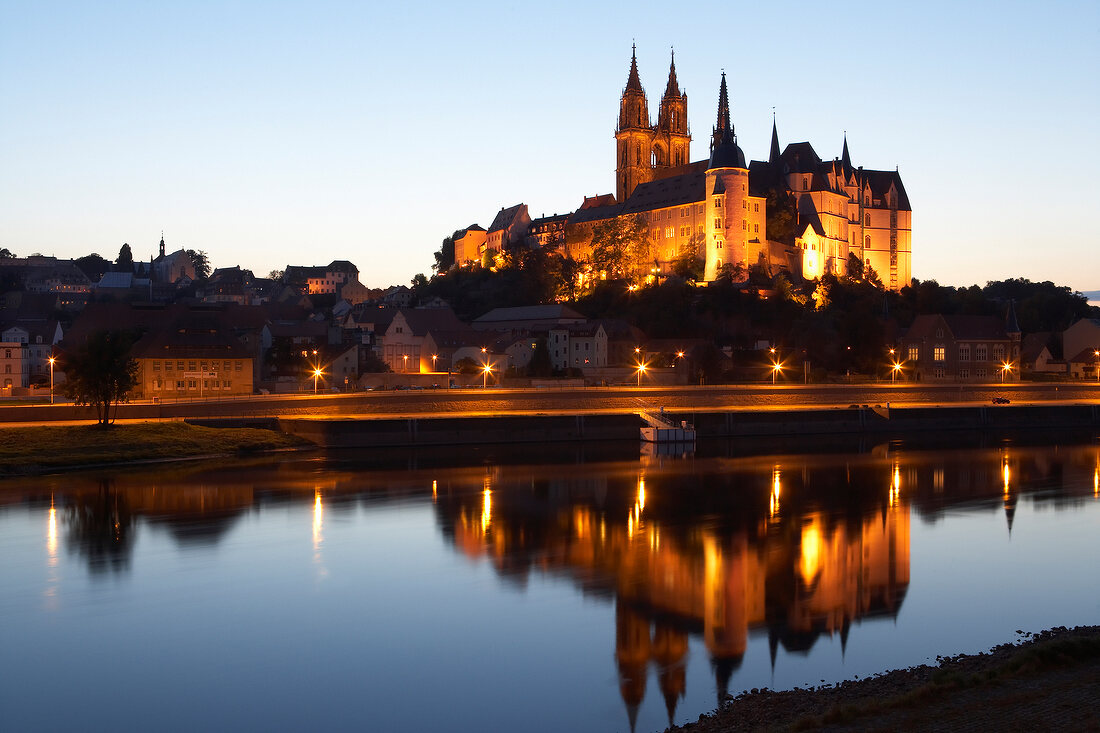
1;1;1098;292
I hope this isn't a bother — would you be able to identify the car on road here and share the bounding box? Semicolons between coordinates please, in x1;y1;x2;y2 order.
992;396;1011;404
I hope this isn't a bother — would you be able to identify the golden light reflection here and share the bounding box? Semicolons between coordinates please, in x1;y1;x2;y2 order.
432;479;437;503
637;478;646;513
1093;462;1098;499
800;518;823;585
312;489;323;551
889;463;901;507
47;497;58;565
481;489;492;533
1003;459;1011;497
769;468;781;518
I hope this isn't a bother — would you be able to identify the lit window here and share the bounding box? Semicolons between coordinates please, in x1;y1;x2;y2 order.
934;346;945;361
908;346;919;361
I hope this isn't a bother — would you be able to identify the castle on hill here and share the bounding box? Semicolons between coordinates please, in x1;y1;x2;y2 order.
456;47;912;291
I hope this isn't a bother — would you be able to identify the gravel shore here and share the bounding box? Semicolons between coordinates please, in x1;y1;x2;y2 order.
673;626;1100;733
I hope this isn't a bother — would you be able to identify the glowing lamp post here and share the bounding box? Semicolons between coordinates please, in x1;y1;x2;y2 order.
636;362;646;387
48;355;56;404
770;348;781;384
1095;350;1099;383
401;354;408;373
313;367;323;394
1001;362;1012;383
482;361;493;389
431;354;438;372
892;361;902;383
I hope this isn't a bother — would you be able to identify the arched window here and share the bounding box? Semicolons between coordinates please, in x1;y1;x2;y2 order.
865;214;870;226
865;235;871;248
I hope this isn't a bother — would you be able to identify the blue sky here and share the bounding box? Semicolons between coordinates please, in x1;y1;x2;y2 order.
2;1;1097;291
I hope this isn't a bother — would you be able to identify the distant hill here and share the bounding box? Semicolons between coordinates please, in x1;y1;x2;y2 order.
1083;290;1100;305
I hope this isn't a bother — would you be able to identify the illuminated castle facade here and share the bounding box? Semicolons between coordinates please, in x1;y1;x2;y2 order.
582;47;914;290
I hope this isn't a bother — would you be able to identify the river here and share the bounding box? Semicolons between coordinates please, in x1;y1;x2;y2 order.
2;432;1098;732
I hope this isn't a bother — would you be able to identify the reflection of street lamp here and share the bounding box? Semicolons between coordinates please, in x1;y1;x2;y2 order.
1095;350;1099;383
401;354;408;372
48;355;56;404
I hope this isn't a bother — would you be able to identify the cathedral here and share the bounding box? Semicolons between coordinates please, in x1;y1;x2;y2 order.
565;47;913;291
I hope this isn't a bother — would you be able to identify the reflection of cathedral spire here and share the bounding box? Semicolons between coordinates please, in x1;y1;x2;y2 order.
712;656;743;710
653;623;687;727
615;602;649;733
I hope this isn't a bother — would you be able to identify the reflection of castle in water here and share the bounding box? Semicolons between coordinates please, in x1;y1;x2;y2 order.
434;463;910;728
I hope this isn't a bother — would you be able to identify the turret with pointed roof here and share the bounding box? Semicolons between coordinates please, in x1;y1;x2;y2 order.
708;74;746;169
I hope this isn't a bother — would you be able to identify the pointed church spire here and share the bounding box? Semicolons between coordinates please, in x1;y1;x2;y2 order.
769;115;782;166
714;72;730;138
663;49;680;98
1005;299;1021;335
841;133;852;175
625;43;643;92
159;232;165;258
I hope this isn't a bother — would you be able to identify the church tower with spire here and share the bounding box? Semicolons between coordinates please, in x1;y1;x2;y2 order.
615;46;690;202
615;45;653;203
654;51;690;172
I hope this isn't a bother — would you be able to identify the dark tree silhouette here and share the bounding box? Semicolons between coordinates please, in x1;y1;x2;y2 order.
62;330;139;427
116;243;134;272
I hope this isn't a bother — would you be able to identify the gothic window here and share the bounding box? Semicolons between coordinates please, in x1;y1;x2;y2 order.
714;198;722;208
865;235;871;248
976;345;988;361
803;177;808;189
908;346;919;361
636;144;641;164
865;214;871;226
959;344;971;362
754;224;759;233
934;346;945;362
754;203;759;212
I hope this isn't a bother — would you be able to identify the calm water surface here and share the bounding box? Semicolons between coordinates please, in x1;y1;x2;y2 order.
2;435;1099;733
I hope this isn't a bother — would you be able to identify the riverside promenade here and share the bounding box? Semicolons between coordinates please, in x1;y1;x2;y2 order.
4;383;1098;447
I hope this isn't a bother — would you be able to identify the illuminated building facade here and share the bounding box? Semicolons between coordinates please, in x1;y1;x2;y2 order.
567;48;913;290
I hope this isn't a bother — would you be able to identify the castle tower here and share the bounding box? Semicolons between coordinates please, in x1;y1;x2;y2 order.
654;50;690;171
704;73;750;281
615;45;654;202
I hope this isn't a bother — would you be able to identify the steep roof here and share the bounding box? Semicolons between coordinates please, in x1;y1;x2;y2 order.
781;142;822;174
861;169;912;211
488;204;527;233
621;164;707;213
395;306;465;336
474;304;585;324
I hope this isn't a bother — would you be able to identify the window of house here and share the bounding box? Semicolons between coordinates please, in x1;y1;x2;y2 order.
959;368;970;379
934;346;945;361
934;367;945;378
865;214;871;226
235;361;242;371
177;361;184;370
754;203;759;212
976;345;988;361
908;346;919;361
976;367;987;379
993;345;1005;361
803;177;808;188
153;361;160;371
959;345;971;362
188;361;196;370
714;198;722;208
754;224;759;233
865;235;871;247
714;219;721;229
742;221;747;231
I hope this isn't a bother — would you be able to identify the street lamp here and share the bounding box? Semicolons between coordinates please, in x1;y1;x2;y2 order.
1000;361;1012;383
48;355;55;404
770;348;781;384
772;361;782;384
431;354;438;372
1095;350;1099;383
401;354;408;372
892;361;902;383
313;367;323;394
482;361;493;389
636;361;647;387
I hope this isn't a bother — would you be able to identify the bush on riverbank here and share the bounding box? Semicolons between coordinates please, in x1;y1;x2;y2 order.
0;422;308;475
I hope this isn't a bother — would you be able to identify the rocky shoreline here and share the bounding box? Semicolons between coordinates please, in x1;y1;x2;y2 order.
673;626;1100;732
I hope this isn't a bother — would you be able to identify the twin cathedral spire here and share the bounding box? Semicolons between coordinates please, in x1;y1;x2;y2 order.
614;45;691;202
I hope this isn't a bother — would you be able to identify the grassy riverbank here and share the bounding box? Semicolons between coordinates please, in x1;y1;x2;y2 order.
0;421;310;476
676;625;1100;732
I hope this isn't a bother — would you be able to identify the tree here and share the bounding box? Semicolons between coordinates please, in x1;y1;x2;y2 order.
75;253;110;281
526;338;553;378
267;269;284;281
186;249;211;280
411;272;429;289
671;235;705;280
0;247;14;258
433;235;456;273
61;330;139;427
590;214;648;280
116;243;134;272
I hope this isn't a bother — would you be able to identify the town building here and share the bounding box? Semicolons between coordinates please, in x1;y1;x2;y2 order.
453;225;487;267
898;308;1021;382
